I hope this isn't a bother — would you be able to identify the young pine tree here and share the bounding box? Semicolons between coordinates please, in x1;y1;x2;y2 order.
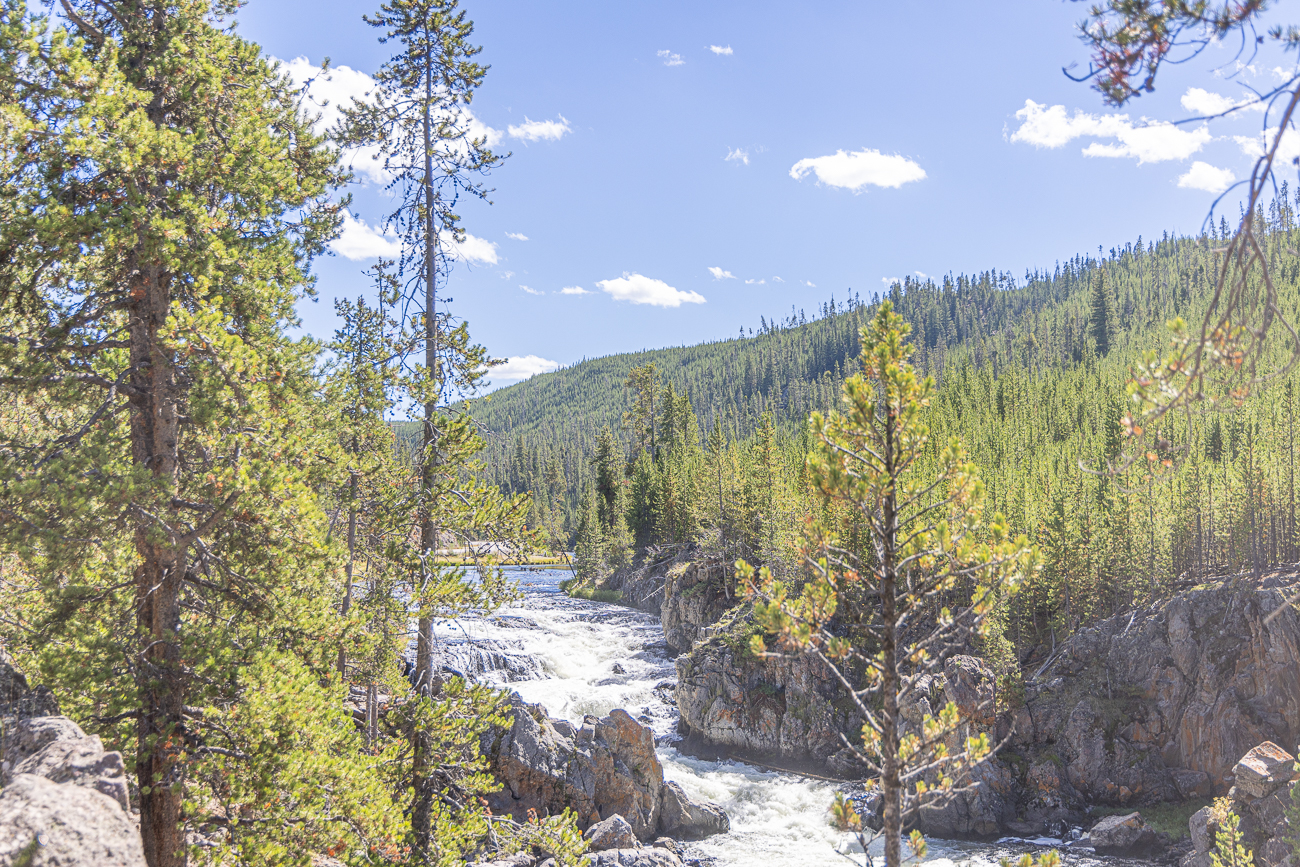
743;302;1039;867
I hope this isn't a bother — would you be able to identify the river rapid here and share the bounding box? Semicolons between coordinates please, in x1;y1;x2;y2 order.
427;567;1146;867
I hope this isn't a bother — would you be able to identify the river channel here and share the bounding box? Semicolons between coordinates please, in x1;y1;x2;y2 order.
425;566;1149;867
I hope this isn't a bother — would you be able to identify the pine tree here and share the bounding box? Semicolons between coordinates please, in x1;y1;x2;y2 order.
1089;270;1115;355
743;302;1038;867
0;2;412;864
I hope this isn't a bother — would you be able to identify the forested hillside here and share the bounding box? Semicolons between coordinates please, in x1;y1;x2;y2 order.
481;196;1300;650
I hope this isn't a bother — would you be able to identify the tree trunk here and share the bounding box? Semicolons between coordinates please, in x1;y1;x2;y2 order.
129;258;187;867
339;469;358;678
411;49;440;855
880;413;902;867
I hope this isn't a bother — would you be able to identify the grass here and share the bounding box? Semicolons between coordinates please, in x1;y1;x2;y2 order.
1093;799;1211;840
559;577;623;604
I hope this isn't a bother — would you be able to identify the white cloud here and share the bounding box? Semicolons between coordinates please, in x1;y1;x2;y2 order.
772;276;784;283
1180;87;1264;116
745;278;766;285
1177;161;1236;193
331;213;401;260
789;148;926;191
520;285;543;295
882;277;900;286
1274;66;1295;83
803;280;816;288
596;273;705;307
491;355;561;383
1010;99;1209;164
505;232;529;241
500;270;515;279
508;115;571;142
1233;127;1300;162
443;232;499;265
708;267;736;280
709;45;734;55
560;286;590;295
657;49;685;67
279;55;503;185
725;147;749;165
915;271;929;279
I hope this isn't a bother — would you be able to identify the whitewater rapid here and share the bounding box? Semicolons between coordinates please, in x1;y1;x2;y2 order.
428;567;1124;867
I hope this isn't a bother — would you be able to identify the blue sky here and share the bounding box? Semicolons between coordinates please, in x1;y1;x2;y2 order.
233;1;1300;387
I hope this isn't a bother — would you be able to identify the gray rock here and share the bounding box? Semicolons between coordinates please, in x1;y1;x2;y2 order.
583;848;683;867
3;716;130;811
0;773;146;867
0;652;59;720
475;854;537;867
1180;852;1214;867
1188;806;1214;854
1261;837;1296;867
656;781;728;840
1090;812;1161;856
1233;742;1295;799
585;815;639;852
485;697;665;840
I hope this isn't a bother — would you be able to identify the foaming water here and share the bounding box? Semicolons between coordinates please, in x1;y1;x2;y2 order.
427;568;1130;867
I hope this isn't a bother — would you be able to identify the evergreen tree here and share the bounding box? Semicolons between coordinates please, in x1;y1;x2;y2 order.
1090;270;1115;355
0;2;408;864
744;302;1038;867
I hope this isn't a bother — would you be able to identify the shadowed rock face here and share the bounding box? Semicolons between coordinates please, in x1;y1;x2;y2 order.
1181;741;1298;867
1011;573;1300;805
483;696;729;843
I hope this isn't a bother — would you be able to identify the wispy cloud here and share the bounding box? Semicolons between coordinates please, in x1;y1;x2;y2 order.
597;273;705;307
709;45;734;55
491;355;561;383
772;276;784;283
508;115;572;142
1181;87;1264;116
790;148;926;191
1178;161;1236;193
803;280;816;288
560;286;591;295
657;49;685;67
725;147;749;165
745;278;766;285
1010;99;1210;163
881;277;900;286
505;232;529;241
520;285;543;296
708;267;736;280
1234;126;1300;162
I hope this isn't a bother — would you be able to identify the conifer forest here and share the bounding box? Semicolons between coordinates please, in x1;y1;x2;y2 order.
1;2;1299;867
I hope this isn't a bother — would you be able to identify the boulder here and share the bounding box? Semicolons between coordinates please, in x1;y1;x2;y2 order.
585;815;639;852
0;774;146;867
1188;806;1214;854
657;781;729;840
485;698;665;839
1233;742;1296;799
583;848;683;867
0;651;59;720
2;716;130;811
1089;812;1161;856
943;656;995;728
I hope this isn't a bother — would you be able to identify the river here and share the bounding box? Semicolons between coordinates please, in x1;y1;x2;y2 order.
427;566;1140;867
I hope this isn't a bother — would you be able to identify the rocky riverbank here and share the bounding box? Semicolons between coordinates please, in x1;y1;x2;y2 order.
590;550;1300;850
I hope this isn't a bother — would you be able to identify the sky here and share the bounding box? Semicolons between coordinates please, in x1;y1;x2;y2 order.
231;0;1300;388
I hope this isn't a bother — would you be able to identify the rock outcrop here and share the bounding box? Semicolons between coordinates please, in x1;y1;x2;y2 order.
1180;741;1297;867
660;558;736;655
484;696;729;842
1009;573;1300;810
674;627;853;766
0;651;144;867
